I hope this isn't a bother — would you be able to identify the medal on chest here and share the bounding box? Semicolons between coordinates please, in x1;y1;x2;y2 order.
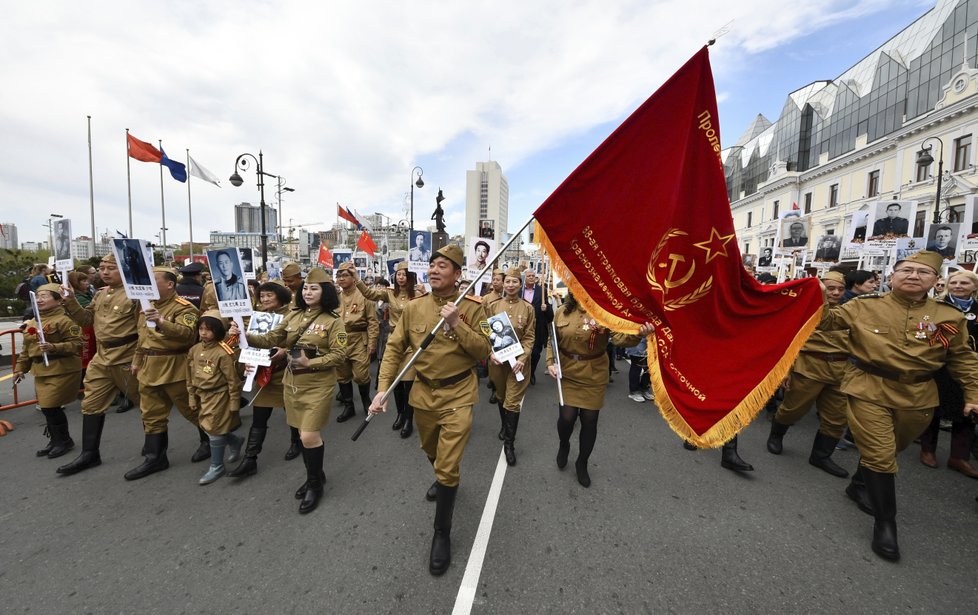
202;358;214;375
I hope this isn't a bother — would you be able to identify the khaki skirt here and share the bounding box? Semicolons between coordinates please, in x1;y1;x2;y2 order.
282;368;337;431
35;371;82;408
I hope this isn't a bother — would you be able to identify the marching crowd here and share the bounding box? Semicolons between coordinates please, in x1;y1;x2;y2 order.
7;245;978;572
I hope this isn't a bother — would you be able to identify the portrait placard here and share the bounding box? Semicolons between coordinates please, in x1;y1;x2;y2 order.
112;238;159;300
488;311;522;362
777;215;811;253
923;222;960;263
54;218;72;271
846;210;869;247
240;248;256;280
408;230;431;283
867;200;916;241
206;248;252;317
812;234;842;263
466;236;497;280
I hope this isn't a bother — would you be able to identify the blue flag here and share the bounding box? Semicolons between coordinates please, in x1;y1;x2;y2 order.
160;148;187;182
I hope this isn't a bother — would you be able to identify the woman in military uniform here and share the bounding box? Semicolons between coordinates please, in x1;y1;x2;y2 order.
240;268;348;514
487;268;535;466
919;269;978;478
14;283;83;458
354;262;418;437
186;311;243;485
546;292;651;487
228;280;296;479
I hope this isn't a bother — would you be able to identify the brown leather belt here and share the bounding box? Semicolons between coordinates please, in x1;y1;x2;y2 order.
850;358;935;384
559;349;606;361
346;325;368;332
102;333;138;348
801;351;849;362
141;348;191;357
416;369;473;389
289;367;315;376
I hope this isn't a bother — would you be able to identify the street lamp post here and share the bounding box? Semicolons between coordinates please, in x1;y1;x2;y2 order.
916;137;945;224
276;176;295;245
409;166;424;234
229;151;280;269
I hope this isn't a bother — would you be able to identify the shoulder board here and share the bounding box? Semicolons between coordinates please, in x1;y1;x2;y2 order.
463;295;483;304
416;292;430;299
174;296;193;306
329;310;340;318
219;342;234;355
853;293;882;300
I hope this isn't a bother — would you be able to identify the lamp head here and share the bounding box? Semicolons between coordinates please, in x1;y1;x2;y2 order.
283;187;295;193
916;148;934;166
229;173;244;187
415;177;424;189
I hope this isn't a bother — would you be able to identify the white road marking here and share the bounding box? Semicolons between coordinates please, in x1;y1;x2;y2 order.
453;448;508;615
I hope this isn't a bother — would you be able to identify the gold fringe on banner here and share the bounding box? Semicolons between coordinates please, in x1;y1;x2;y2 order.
534;220;823;449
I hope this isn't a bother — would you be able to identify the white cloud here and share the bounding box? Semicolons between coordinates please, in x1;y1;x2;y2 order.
0;0;911;252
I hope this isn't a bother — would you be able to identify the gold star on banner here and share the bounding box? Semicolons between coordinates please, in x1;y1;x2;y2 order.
693;228;735;263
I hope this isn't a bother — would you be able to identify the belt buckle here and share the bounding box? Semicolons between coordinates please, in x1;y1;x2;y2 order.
898;374;914;384
428;378;440;390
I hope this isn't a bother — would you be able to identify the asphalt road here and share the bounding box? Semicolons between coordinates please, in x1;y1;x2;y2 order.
1;360;977;614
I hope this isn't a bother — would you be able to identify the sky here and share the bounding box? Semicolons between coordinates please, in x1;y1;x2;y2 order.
0;0;938;251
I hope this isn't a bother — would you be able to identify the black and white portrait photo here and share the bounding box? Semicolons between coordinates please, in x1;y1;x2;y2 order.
111;238;159;300
247;310;284;335
926;223;959;260
779;217;811;249
870;201;910;238
408;230;431;263
53;218;72;266
207;249;248;302
488;311;521;361
757;247;773;267
240;248;255;279
814;234;842;262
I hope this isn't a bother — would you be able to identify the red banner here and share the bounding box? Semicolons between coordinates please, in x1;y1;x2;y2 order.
318;245;333;268
533;47;823;447
356;230;378;257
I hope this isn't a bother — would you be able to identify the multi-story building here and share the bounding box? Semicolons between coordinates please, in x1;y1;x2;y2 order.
209;231;266;250
234;202;278;236
0;222;18;250
72;236;95;260
464;161;509;241
725;0;978;270
21;241;47;252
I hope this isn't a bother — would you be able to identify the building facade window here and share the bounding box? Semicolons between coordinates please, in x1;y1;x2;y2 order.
829;184;839;208
916;159;931;182
803;192;812;213
772;200;779;220
954;134;972;172
747;211;752;228
867;170;880;197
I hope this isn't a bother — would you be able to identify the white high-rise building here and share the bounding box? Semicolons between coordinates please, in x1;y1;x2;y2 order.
465;161;509;242
0;222;18;250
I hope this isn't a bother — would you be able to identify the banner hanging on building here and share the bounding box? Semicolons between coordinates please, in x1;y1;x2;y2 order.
533;47;823;447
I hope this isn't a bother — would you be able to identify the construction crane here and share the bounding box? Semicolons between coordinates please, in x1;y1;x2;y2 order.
281;221;323;240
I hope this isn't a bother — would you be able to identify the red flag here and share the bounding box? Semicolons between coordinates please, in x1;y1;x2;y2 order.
318;245;333;268
337;204;361;227
533;47;822;448
356;230;378;257
127;133;162;163
792;201;800;210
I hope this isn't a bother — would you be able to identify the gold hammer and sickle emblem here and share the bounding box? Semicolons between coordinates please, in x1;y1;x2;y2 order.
660;254;696;289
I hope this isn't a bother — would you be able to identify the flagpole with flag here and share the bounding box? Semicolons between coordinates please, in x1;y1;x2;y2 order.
186;152;222;260
186;149;194;259
125;129;134;237
87;116;97;258
531;46;823;448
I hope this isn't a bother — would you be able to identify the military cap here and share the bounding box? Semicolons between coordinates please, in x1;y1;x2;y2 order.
431;244;464;268
281;262;302;278
894;250;943;275
100;253;116;264
492;268;505;277
504;267;523;279
394;261;409;272
152;266;178;276
201;309;224;320
36;283;64;296
336;262;356;274
178;262;204;275
821;271;845;285
305;268;332;284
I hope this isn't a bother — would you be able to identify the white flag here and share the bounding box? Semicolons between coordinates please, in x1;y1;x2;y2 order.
188;155;221;187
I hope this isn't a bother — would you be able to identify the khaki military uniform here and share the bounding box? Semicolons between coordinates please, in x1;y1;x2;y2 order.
820;292;978;473
246;307;348;431
379;292;491;486
63;284;141;414
337;285;379;385
186;340;240;434
131;294;201;434
16;307;83;408
775;305;849;438
482;289;502;305
199;281;218;313
546;305;641;410
357;281;416;379
252;305;292;409
486;296;536;412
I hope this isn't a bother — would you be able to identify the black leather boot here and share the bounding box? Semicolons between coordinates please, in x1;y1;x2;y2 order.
47;420;75;459
57;413;105;475
228;426;267;478
285;426;301;460
392;384;406;430
575;457;591;487
720;436;754;472
358;383;372;416
766;420;790;455
556;441;570;469
503;411;520;467
124;432;170;481
488;380;498;404
299;444;325;514
36;425;54;457
846;464;874;515
335;382;356;423
400;405;414;439
191;427;210;463
425;479;439;501
429;483;458;576
497;403;506;440
809;432;849;478
863;468;899;561
115;395;134;413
